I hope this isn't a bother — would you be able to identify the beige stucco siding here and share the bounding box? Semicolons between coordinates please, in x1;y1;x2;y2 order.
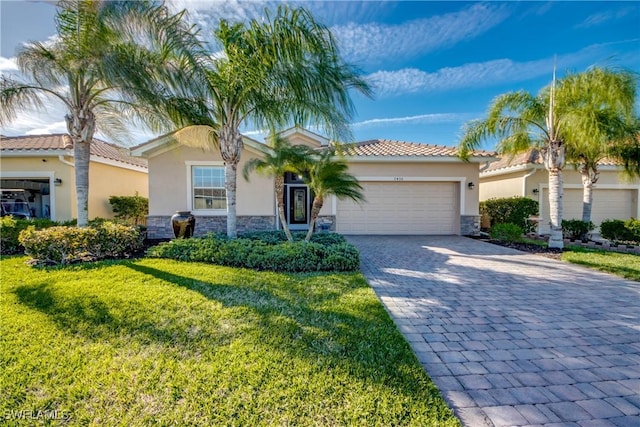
147;146;274;216
88;161;148;219
481;166;640;234
480;171;528;201
285;133;323;148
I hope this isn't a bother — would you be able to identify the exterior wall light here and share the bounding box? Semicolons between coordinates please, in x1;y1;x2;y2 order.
467;182;475;190
532;188;539;195
54;178;62;186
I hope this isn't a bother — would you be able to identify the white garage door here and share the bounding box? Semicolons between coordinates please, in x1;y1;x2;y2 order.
336;181;459;235
539;188;637;234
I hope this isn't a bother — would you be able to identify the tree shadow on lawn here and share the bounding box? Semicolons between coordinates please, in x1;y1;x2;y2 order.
12;261;438;396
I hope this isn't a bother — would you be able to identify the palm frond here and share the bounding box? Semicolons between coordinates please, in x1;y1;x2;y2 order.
172;125;217;150
0;77;65;125
305;149;365;203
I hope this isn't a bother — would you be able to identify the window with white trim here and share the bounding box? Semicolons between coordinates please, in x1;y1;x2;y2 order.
192;166;226;210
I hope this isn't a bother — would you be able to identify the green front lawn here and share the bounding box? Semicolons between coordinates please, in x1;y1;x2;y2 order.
562;248;640;281
1;256;459;426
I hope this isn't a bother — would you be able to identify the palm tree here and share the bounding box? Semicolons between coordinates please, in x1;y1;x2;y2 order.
169;6;372;238
559;68;638;223
0;0;203;227
302;148;364;242
459;68;639;248
242;133;314;241
459;71;567;248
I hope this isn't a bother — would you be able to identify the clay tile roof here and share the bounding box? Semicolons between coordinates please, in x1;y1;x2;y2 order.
483;148;623;173
1;134;147;169
341;139;494;158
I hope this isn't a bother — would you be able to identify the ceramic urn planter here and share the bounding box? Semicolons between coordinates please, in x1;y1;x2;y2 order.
171;211;196;238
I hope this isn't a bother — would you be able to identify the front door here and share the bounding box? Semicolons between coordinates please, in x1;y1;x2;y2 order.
287;185;309;230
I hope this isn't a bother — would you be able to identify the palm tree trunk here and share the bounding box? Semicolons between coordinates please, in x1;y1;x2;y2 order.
219;124;243;239
275;175;293;241
225;163;237;238
542;140;565;249
547;168;564;249
65;110;95;228
579;164;599;223
305;196;323;242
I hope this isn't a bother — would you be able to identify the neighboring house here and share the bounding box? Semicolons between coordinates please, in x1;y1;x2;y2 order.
479;149;640;234
0;134;148;222
131;127;494;239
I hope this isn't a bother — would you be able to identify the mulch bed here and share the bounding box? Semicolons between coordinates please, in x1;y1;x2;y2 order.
472;237;563;260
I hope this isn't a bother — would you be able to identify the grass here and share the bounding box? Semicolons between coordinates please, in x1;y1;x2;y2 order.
562;247;640;281
0;256;459;426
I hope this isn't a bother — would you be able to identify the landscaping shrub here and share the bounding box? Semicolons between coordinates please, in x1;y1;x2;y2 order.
148;233;359;272
624;218;640;241
561;219;595;241
600;218;640;244
0;216;58;255
240;230;287;244
238;230;346;246
489;223;524;242
109;193;149;225
19;221;143;264
480;197;539;233
306;232;346;245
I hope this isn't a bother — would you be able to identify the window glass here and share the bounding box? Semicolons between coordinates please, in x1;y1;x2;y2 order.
192;166;226;210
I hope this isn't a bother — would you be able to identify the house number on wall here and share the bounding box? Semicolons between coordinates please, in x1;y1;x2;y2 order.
393;177;404;181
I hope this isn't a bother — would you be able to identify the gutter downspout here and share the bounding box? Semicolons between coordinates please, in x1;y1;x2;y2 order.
479;161;492;173
522;168;536;197
58;155;74;167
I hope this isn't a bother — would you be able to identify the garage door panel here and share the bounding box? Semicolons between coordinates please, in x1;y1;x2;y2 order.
539;188;636;234
336;182;458;235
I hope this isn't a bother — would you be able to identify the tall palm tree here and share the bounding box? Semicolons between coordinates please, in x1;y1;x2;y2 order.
559;67;638;223
302;148;364;242
242;133;314;241
459;68;639;248
459;71;567;248
0;0;203;227
169;6;372;238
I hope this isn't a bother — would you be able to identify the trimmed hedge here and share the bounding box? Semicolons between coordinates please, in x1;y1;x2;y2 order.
481;197;539;233
489;223;524;242
19;222;144;265
238;230;347;246
147;233;359;272
109;194;149;225
562;219;595;241
0;216;59;255
600;219;640;244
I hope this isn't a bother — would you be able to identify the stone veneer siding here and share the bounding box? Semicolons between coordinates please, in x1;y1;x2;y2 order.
147;215;276;239
314;215;336;233
460;215;481;236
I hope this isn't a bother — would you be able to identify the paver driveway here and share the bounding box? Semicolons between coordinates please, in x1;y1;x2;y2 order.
348;236;640;427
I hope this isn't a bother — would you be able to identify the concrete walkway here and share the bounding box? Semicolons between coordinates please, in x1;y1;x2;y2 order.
348;236;640;427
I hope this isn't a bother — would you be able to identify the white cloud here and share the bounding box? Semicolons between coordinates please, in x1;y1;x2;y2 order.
1;98;67;137
367;41;639;97
0;57;18;72
332;3;511;64
165;2;511;65
352;113;471;129
24;121;67;135
575;6;636;29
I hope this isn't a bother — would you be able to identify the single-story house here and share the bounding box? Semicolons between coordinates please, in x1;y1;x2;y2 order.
0;134;148;222
479;149;640;234
130;127;495;239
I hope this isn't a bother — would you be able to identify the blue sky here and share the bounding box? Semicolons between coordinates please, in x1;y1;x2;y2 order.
1;1;639;150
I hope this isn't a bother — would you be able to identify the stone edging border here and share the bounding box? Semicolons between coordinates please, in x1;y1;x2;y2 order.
563;239;640;255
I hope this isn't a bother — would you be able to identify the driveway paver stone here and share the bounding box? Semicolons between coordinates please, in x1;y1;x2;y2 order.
348;236;640;427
